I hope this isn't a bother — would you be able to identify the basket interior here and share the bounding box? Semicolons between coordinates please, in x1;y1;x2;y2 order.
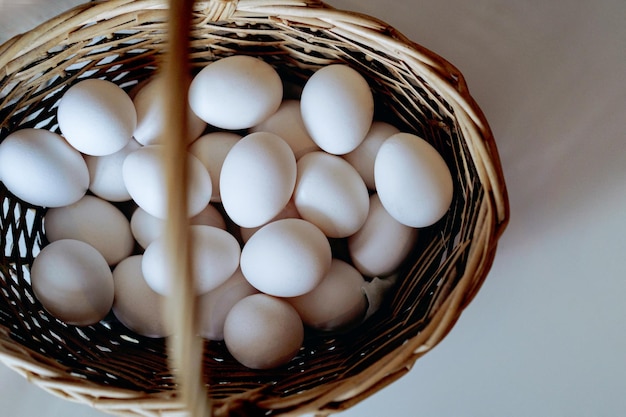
0;3;486;412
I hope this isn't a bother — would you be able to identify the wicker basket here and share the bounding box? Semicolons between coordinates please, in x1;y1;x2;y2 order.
0;0;509;416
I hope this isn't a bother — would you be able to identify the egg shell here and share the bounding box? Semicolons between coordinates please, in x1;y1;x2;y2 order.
84;139;141;202
294;151;370;238
348;193;419;277
374;132;454;227
300;64;374;155
250;100;320;159
133;76;206;146
190;203;228;230
240;218;332;297
188;55;283;130
197;268;258;341
44;195;134;266
0;128;89;208
57;79;136;156
31;239;114;326
188;132;241;202
122;145;212;219
287;259;368;331
142;225;240;296
220;132;296;228
239;198;300;243
129;207;162;249
223;293;304;369
112;255;170;338
130;204;227;249
343;121;400;189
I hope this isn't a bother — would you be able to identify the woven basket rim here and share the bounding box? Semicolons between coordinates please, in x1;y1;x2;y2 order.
0;1;510;415
0;0;511;225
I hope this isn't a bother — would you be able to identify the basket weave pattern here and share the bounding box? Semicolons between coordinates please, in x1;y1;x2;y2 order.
0;0;509;416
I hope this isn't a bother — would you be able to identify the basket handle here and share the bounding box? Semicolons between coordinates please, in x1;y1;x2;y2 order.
163;0;211;416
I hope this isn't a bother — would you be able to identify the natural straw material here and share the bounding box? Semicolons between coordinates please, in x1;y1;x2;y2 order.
0;1;509;416
161;0;210;416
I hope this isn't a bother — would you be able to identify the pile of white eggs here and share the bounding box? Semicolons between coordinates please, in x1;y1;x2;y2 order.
0;55;453;369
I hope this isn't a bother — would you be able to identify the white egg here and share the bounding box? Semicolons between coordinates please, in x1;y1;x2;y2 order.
129;207;163;249
197;268;258;341
122;145;212;219
375;132;454;227
220;132;296;228
112;255;170;338
57;79;136;156
343;121;400;189
31;239;114;326
240;218;332;297
188;132;241;202
133;76;206;146
44;195;134;266
287;259;367;331
142;225;240;296
84;139;141;202
239;199;299;243
223;293;303;369
190;203;227;230
294;151;369;238
300;64;374;155
250;100;320;159
348;193;419;277
0;128;88;207
188;55;283;130
130;204;227;249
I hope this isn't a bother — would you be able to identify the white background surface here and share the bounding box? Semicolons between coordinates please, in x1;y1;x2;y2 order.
1;0;625;416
